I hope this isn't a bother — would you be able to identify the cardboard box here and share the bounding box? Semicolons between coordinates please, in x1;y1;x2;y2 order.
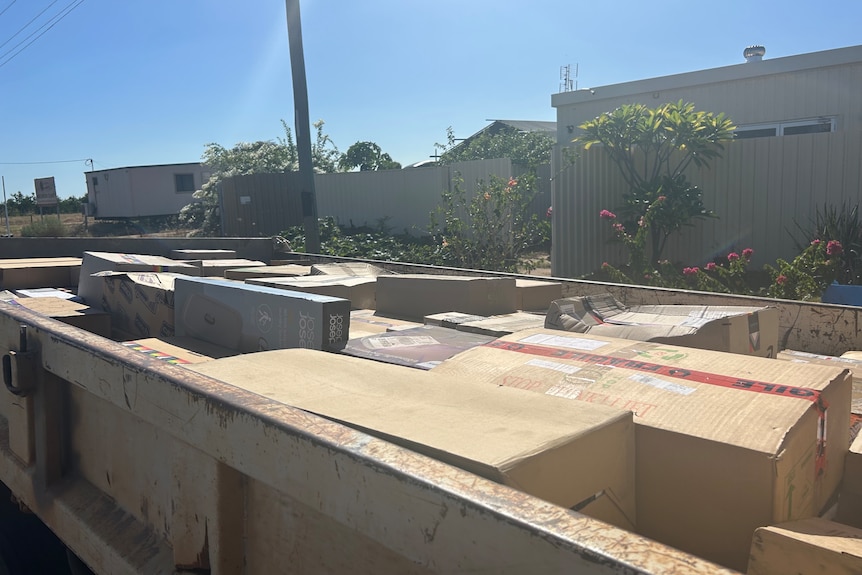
78;252;199;305
431;328;851;571
748;518;862;575
174;277;351;353
310;262;393;277
778;350;862;422
424;311;488;328
188;259;267;277
376;275;517;320
121;336;237;365
97;272;180;339
224;264;312;281
516;279;562;311
546;293;779;357
9;297;111;337
837;432;862;529
341;325;495;370
170;249;237;260
189;348;636;530
349;309;423;334
0;257;81;290
247;275;376;310
456;312;545;337
15;287;77;300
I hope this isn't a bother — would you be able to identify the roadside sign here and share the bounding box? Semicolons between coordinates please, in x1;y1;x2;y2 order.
34;177;58;207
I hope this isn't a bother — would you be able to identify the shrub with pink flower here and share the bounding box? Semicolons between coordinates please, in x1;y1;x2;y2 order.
742;248;754;259
727;252;740;262
765;238;844;301
705;262;716;271
600;209;616;220
827;240;843;257
682;267;699;276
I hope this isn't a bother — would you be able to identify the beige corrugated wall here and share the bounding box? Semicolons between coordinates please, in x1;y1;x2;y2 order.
551;130;862;278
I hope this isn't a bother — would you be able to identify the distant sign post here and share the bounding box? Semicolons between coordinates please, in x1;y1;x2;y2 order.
34;177;58;207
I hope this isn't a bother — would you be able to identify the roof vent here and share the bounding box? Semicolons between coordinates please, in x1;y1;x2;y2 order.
744;45;766;62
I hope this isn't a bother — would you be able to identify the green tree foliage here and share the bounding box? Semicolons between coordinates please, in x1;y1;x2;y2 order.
577;101;736;263
6;191;36;216
179;120;341;236
429;174;547;273
435;125;554;172
339;141;401;171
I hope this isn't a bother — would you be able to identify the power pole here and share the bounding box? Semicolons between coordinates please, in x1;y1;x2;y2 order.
285;0;321;254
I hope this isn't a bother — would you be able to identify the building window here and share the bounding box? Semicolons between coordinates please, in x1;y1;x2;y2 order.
175;173;195;193
735;117;835;139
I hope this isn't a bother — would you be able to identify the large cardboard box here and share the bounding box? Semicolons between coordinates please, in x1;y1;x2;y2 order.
778;349;862;423
748;518;862;575
516;278;562;311
78;252;198;305
247;275;376;310
170;249;237;260
837;432;862;529
189;348;636;530
376;275;517;320
174;277;351;353
97;272;180;339
121;337;236;365
187;259;266;277
431;328;851;571
341;325;495;370
456;312;546;337
224;264;311;281
546;293;779;357
9;297;111;337
0;257;81;290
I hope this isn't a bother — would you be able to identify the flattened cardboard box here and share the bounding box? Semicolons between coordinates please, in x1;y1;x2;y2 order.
310;262;393;277
341;325;495;370
78;252;199;305
174;277;351;353
748;518;862;575
121;337;237;365
224;264;311;281
376;275;517;320
189;348;636;530
0;257;81;290
431;328;851;571
97;272;180;339
9;297;111;338
349;309;422;335
247;275;376;310
546;293;779;357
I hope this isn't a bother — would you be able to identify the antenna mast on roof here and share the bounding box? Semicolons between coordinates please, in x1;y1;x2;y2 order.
560;64;577;92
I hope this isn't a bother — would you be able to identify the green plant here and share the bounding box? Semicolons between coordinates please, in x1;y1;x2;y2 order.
576;101;735;263
764;239;844;301
792;202;862;285
20;218;66;237
428;174;546;273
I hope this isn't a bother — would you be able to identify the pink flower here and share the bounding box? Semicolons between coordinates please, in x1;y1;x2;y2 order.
727;252;740;262
507;178;517;188
742;248;754;259
656;195;666;202
638;217;645;228
776;274;787;285
827;240;843;256
811;239;821;246
705;262;716;271
683;267;699;276
601;262;610;269
643;274;652;280
546;206;553;218
600;209;616;220
612;222;625;233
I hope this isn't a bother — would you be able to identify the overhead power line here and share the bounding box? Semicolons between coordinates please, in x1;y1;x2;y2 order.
0;0;84;69
0;158;91;165
0;0;60;52
0;1;18;19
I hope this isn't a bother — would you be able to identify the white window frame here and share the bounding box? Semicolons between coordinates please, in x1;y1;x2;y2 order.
735;117;836;139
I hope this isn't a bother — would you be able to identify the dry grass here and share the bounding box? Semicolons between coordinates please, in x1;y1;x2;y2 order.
0;213;85;236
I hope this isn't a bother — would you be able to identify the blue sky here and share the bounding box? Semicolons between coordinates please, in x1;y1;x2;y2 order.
0;0;860;199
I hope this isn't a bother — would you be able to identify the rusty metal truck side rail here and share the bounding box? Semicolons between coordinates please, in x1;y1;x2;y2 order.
0;300;734;573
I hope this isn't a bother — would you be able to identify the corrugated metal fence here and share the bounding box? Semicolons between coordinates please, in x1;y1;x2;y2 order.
220;159;552;237
551;129;862;277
